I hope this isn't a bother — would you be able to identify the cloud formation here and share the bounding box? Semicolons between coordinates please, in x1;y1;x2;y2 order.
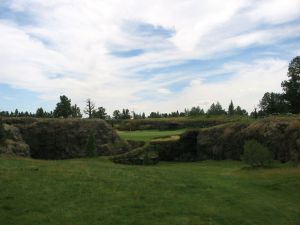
0;0;300;113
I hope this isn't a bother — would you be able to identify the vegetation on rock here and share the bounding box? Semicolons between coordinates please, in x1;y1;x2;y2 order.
0;118;5;142
85;132;96;157
242;140;273;167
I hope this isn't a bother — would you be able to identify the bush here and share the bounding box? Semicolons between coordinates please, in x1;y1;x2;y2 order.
0;118;5;141
86;133;96;157
112;147;159;165
242;140;273;167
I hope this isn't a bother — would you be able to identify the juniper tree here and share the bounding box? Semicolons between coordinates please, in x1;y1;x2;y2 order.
281;56;300;113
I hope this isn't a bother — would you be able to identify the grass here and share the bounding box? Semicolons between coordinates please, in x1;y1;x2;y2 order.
1;155;300;225
117;129;186;142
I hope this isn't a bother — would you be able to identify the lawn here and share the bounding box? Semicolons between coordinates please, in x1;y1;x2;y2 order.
117;129;186;142
0;156;300;225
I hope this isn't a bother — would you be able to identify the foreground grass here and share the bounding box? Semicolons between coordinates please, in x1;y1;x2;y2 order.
117;129;186;142
0;156;300;225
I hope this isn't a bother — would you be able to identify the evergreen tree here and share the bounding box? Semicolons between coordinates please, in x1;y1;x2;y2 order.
121;109;131;120
234;106;248;116
36;107;45;118
142;112;146;119
207;102;226;115
93;107;107;119
53;95;72;118
113;110;121;120
252;108;258;119
228;100;234;116
14;109;19;117
149;112;161;118
71;104;82;118
188;106;205;117
281;56;300;113
259;92;288;114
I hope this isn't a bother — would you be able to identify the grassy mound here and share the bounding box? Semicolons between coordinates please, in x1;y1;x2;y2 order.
113;116;249;131
117;129;186;142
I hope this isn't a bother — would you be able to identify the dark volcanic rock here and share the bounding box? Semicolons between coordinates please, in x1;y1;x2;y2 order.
3;118;127;159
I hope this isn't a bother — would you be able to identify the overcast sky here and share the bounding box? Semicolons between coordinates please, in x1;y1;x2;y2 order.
0;0;300;114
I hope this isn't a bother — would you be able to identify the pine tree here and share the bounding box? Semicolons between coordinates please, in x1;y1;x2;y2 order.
281;56;300;113
71;104;82;118
93;107;107;119
36;107;45;118
53;95;72;118
228;100;234;116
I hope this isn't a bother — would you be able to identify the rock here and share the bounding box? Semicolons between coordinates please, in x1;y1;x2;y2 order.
296;139;300;150
0;124;30;156
2;118;127;159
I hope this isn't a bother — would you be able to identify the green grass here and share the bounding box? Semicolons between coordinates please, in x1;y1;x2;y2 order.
117;129;186;142
1;156;300;225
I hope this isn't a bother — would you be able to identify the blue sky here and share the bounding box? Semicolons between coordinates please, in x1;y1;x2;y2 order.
0;0;300;114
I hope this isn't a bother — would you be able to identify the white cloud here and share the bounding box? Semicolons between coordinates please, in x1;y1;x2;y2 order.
132;59;288;113
0;0;299;113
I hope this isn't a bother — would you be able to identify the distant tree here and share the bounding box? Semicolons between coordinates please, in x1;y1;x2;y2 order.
132;111;144;120
243;140;273;167
44;111;53;118
53;95;72;118
207;102;226;115
0;111;9;117
121;109;131;120
36;107;45;118
281;56;300;113
259;92;288;114
84;99;95;118
228;100;234;116
113;110;121;120
169;110;180;117
250;108;258;119
93;107;107;119
234;106;248;116
85;133;96;157
71;104;82;118
0;117;5;141
149;112;161;118
188;106;205;117
179;112;186;117
142;112;146;119
14;109;19;117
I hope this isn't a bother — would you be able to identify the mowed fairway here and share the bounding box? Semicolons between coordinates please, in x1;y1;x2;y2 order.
1;156;300;225
117;129;186;142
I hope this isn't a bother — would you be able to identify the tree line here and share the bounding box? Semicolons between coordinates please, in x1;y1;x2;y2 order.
0;97;248;120
1;56;299;120
253;56;300;116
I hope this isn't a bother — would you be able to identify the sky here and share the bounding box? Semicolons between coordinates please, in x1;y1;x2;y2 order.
0;0;300;114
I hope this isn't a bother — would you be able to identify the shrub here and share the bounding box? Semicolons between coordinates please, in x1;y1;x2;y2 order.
0;118;5;141
86;133;96;157
242;140;273;167
111;147;159;165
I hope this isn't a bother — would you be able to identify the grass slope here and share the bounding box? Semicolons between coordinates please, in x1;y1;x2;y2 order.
1;156;300;225
117;129;186;142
